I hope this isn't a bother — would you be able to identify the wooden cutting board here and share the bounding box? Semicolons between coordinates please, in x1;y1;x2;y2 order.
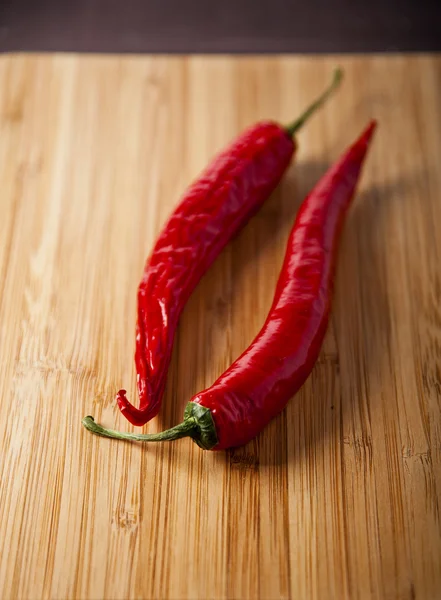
0;54;440;600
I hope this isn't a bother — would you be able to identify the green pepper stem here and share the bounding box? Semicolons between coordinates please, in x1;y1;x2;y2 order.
82;415;197;442
285;68;343;138
82;402;219;450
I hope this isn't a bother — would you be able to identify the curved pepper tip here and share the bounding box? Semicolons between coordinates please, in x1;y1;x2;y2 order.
116;389;160;426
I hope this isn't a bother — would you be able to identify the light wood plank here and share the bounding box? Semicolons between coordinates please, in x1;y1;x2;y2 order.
0;54;440;600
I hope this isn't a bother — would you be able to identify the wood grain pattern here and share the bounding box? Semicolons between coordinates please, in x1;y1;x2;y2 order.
0;54;440;600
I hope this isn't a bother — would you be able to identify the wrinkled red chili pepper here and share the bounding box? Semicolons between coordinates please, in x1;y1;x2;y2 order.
116;70;343;426
83;120;377;449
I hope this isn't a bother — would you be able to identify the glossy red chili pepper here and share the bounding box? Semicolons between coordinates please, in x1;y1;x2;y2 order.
116;71;343;426
83;120;377;449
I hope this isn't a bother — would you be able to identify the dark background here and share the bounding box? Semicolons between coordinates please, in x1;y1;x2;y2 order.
1;0;440;53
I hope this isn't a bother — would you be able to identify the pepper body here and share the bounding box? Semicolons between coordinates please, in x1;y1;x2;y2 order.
82;119;376;449
192;121;377;449
118;122;295;426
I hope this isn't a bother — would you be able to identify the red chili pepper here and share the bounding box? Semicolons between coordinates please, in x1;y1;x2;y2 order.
83;120;377;449
115;70;343;426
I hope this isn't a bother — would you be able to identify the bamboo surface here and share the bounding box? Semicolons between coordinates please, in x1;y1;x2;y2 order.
0;54;440;600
